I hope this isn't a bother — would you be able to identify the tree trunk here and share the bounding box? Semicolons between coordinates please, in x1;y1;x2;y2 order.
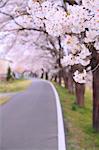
41;73;44;79
64;75;68;89
41;69;44;79
75;83;85;107
62;69;68;88
45;72;48;80
90;46;99;131
58;70;62;85
68;70;74;94
50;76;54;81
54;75;57;82
93;67;99;131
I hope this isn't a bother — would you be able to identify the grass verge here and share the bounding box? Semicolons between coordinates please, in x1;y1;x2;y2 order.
54;82;99;150
0;97;10;105
0;79;32;93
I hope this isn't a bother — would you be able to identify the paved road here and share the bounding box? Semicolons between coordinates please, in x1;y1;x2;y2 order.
0;80;59;150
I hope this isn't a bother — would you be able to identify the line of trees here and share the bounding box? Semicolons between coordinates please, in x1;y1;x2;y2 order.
28;0;99;131
0;0;99;131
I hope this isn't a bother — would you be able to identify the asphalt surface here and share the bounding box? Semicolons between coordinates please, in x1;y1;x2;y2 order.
0;80;58;150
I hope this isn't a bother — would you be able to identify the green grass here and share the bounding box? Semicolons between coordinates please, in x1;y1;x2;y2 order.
0;79;32;93
54;82;99;150
0;97;10;105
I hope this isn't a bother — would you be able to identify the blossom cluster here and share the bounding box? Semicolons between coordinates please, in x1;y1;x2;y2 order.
28;0;99;83
28;0;98;40
73;69;87;84
28;0;67;36
28;0;98;83
61;35;91;66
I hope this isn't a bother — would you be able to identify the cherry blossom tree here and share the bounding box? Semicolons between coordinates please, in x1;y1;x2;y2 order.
0;0;54;73
28;0;99;131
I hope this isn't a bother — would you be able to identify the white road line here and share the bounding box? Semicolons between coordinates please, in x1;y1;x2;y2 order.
43;80;66;150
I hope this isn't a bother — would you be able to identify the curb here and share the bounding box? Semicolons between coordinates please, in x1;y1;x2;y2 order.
49;82;66;150
32;79;66;150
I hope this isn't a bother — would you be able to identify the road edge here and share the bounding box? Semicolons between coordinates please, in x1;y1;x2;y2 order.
48;81;66;150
